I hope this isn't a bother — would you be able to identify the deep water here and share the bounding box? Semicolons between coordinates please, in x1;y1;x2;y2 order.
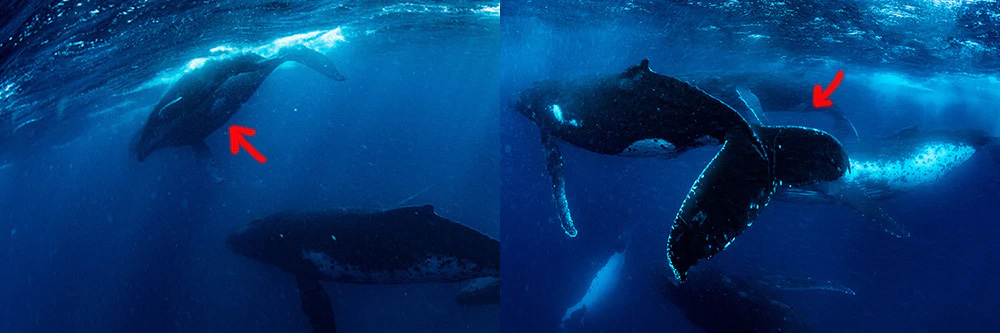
4;0;1000;332
501;1;1000;332
1;1;499;332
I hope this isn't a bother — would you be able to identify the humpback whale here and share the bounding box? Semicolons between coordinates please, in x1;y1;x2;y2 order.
774;126;1000;237
679;72;860;140
654;266;854;333
131;47;345;179
560;238;628;330
227;205;500;332
513;59;848;280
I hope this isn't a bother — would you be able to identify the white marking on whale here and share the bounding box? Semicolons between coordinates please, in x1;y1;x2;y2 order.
157;97;183;116
302;250;489;283
619;138;678;158
843;143;976;190
550;104;581;127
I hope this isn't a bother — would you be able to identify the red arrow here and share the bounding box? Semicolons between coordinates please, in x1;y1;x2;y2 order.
812;70;844;108
228;125;266;163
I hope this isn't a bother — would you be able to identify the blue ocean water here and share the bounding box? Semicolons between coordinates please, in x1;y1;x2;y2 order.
501;1;1000;332
1;1;499;332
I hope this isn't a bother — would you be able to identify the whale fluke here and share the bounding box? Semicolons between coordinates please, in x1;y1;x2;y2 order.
668;133;773;281
669;126;849;280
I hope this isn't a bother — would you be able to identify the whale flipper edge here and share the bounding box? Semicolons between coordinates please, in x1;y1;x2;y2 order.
668;134;774;281
836;184;910;238
541;131;577;237
296;275;337;333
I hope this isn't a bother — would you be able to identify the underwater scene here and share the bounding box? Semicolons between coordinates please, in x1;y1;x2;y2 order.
2;1;499;332
2;0;1000;332
501;0;1000;332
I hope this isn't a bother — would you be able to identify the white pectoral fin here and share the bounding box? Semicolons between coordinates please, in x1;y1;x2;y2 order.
836;185;909;238
542;131;577;237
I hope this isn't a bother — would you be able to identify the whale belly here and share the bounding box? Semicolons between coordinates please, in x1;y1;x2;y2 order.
618;138;680;158
844;142;977;191
302;250;493;284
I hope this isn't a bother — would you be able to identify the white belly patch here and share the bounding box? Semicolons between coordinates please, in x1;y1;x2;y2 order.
302;250;493;283
619;138;678;158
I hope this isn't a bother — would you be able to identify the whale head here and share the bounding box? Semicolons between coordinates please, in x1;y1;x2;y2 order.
226;211;301;272
756;125;849;186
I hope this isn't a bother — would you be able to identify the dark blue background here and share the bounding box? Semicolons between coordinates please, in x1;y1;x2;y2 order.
500;1;1000;332
0;1;499;332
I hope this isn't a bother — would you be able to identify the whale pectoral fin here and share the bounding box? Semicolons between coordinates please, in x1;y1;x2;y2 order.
541;131;578;237
835;185;909;238
735;88;768;125
192;141;224;184
279;47;346;81
296;275;337;333
828;107;860;141
455;277;501;305
757;275;856;296
668;135;774;281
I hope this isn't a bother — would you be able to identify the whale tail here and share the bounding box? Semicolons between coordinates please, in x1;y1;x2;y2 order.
277;47;346;81
667;132;773;281
667;125;848;281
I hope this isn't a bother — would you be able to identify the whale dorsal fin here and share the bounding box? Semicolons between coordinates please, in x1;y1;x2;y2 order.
622;59;653;78
417;204;435;215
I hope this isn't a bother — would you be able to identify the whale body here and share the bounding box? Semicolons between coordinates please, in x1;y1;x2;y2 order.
775;127;1000;237
131;47;345;180
227;205;499;332
513;59;848;280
